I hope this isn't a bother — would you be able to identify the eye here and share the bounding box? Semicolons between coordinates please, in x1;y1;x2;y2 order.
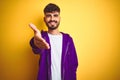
54;14;59;17
46;14;51;17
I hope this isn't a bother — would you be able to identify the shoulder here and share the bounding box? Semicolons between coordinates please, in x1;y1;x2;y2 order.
41;30;47;35
40;30;48;37
61;32;73;40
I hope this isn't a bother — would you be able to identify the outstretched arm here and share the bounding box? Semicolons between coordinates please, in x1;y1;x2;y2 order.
29;23;50;49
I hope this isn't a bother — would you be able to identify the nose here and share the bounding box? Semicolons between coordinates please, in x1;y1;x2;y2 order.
50;15;55;21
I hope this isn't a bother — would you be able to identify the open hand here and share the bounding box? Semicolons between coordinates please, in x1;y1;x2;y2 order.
29;23;50;49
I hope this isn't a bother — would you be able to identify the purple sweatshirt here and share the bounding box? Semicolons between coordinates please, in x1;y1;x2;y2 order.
30;31;78;80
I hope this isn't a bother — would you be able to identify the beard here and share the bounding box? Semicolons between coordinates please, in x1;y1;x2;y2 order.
45;20;60;30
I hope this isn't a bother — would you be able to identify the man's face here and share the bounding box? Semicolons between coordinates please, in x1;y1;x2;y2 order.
44;11;60;30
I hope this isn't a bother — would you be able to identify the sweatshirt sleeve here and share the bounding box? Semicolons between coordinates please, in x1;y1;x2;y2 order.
30;37;41;54
69;37;78;80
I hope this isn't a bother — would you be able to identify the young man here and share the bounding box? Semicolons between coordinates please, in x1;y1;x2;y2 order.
29;3;78;80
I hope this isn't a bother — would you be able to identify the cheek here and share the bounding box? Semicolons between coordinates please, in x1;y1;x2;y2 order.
57;19;60;22
57;17;60;22
45;18;50;22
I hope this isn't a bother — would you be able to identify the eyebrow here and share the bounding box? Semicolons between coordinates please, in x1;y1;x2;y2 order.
45;13;59;16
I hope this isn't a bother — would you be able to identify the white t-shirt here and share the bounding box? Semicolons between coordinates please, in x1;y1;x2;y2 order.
48;33;62;80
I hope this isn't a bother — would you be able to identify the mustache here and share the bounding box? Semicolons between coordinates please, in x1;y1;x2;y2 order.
48;20;57;23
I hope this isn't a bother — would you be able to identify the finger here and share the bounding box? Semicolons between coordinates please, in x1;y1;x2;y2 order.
42;41;50;49
34;36;45;42
35;39;50;49
45;43;50;49
36;39;48;46
29;23;39;32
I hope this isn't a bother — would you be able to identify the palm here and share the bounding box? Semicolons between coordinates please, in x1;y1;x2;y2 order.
29;23;50;49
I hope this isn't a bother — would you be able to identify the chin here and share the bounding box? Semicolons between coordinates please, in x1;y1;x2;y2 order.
48;26;58;30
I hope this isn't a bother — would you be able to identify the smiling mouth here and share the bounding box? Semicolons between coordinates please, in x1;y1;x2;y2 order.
50;22;56;24
48;20;57;23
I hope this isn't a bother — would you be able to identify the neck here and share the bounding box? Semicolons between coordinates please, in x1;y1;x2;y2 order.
48;29;61;35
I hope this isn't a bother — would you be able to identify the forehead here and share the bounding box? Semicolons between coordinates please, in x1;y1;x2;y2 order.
45;11;60;15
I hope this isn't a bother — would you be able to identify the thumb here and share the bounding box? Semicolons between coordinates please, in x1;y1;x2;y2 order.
29;23;39;33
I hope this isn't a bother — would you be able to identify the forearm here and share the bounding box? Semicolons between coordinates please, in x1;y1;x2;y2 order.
30;37;41;54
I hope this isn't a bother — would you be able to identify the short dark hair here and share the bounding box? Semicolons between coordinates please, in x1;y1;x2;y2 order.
44;3;60;13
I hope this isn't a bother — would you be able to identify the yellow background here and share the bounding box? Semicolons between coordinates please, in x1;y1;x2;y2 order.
0;0;119;80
